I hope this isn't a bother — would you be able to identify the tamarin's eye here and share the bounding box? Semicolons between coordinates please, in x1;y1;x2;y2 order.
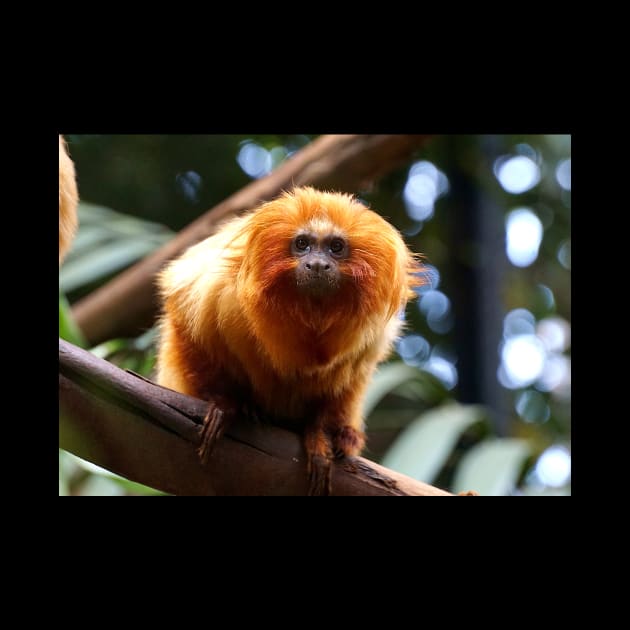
295;236;310;251
329;237;346;255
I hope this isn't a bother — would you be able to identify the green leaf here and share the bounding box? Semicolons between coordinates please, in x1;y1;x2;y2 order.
75;202;173;236
60;448;90;496
60;202;174;293
66;453;167;496
521;485;571;496
59;450;74;496
106;476;167;496
381;402;485;483
60;238;164;293
59;294;87;347
132;327;158;351
66;224;116;257
452;438;531;496
89;338;129;359
363;362;427;417
77;476;126;496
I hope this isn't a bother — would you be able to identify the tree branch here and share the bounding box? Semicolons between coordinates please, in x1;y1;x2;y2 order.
72;134;432;345
59;339;453;496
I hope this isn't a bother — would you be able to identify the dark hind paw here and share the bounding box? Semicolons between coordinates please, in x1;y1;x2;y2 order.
332;426;366;459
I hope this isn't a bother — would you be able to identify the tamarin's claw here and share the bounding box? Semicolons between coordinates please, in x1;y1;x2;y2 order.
198;398;237;464
307;455;332;496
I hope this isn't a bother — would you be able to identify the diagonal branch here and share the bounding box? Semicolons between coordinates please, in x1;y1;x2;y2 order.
72;134;432;345
59;339;453;496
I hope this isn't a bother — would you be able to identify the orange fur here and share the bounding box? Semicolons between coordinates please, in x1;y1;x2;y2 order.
156;187;423;490
59;135;78;264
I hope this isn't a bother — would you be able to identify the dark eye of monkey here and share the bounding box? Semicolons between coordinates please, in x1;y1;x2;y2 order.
294;235;310;251
329;237;346;256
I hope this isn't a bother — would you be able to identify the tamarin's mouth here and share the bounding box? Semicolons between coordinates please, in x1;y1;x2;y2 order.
294;256;341;296
296;273;340;296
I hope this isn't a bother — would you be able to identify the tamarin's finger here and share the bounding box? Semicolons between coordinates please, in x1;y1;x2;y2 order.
198;399;237;465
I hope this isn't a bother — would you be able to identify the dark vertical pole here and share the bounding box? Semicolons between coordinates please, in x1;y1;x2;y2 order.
444;135;509;436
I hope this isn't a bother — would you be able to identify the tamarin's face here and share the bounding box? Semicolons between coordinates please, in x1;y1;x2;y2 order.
291;227;348;297
239;187;419;319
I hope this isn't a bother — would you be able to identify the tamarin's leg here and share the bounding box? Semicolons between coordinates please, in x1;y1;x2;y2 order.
157;323;243;463
328;386;367;460
304;420;334;496
304;388;367;496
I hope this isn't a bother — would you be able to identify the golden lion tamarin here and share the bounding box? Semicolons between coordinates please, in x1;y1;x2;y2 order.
59;135;78;264
156;186;423;494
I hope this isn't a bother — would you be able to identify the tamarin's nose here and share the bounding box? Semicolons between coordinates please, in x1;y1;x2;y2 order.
305;256;330;272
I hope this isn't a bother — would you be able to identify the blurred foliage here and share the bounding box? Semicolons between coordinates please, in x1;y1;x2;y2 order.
59;294;87;348
59;134;570;496
61;202;174;301
59;204;172;496
59;450;166;496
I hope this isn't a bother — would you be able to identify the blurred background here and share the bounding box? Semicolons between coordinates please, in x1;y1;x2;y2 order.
59;134;571;496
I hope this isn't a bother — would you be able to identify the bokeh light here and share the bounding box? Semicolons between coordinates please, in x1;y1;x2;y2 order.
555;159;571;191
534;445;571;487
418;290;449;318
403;160;449;221
515;389;550;423
536;284;556;311
536;317;571;353
505;208;543;267
418;264;440;294
397;334;431;366
396;334;458;390
495;155;541;194
175;171;203;204
536;354;571;398
499;335;546;389
557;239;571;270
500;310;571;398
514;143;539;162
237;141;272;178
418;289;453;334
424;355;458;390
503;308;536;337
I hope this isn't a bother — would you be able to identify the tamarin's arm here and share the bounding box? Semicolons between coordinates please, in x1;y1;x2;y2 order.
158;317;242;464
59;135;78;264
304;375;370;495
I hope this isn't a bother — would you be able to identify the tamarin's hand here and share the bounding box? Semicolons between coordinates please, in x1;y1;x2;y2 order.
156;186;423;495
59;135;78;264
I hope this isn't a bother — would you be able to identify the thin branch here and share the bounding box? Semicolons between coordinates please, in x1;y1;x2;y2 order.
59;339;453;496
72;134;432;345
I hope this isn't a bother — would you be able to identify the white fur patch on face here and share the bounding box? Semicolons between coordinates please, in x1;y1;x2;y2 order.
304;216;346;240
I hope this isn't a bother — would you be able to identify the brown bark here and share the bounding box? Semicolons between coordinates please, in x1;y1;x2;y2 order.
72;134;432;345
59;339;452;496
